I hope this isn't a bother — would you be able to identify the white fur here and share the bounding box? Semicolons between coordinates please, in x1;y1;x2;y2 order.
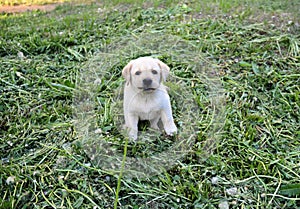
122;57;177;140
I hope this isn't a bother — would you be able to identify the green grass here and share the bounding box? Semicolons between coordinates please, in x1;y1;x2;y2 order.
1;0;300;208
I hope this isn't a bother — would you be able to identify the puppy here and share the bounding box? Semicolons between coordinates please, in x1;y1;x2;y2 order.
122;57;177;140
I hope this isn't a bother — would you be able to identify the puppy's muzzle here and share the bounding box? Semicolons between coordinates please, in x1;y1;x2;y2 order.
143;78;152;87
138;78;155;91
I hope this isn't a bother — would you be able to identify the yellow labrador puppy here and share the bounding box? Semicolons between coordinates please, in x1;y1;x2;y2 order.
122;57;177;140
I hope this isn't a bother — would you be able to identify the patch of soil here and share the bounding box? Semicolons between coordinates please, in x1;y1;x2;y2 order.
0;3;61;13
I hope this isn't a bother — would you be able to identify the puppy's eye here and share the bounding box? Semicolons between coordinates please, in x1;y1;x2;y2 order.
135;71;141;75
152;70;158;74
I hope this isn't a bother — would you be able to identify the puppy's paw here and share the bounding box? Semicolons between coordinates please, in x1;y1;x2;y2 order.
123;125;138;140
150;123;159;130
165;123;177;136
128;129;138;141
150;118;160;130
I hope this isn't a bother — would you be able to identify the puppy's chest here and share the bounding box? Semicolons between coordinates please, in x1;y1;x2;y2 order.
133;97;162;120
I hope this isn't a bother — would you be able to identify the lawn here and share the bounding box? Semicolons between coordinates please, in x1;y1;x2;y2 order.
0;0;299;208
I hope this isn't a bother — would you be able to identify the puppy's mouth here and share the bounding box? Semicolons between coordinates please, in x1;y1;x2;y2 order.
138;87;156;92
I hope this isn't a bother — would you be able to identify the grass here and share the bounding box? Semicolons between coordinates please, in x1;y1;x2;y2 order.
0;0;300;208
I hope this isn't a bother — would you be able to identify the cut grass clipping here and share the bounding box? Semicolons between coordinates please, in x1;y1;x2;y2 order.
1;1;300;208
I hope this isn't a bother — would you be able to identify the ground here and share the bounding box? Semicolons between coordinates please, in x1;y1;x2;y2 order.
0;4;59;13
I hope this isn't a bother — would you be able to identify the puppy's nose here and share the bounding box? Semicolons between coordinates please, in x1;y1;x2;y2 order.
143;78;152;86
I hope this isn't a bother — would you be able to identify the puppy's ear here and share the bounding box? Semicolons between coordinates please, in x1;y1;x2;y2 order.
122;61;133;84
156;59;170;82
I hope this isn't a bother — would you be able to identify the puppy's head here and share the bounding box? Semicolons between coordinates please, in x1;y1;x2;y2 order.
122;57;170;92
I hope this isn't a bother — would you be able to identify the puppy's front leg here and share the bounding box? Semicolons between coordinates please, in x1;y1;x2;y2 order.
161;105;177;136
125;113;139;140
